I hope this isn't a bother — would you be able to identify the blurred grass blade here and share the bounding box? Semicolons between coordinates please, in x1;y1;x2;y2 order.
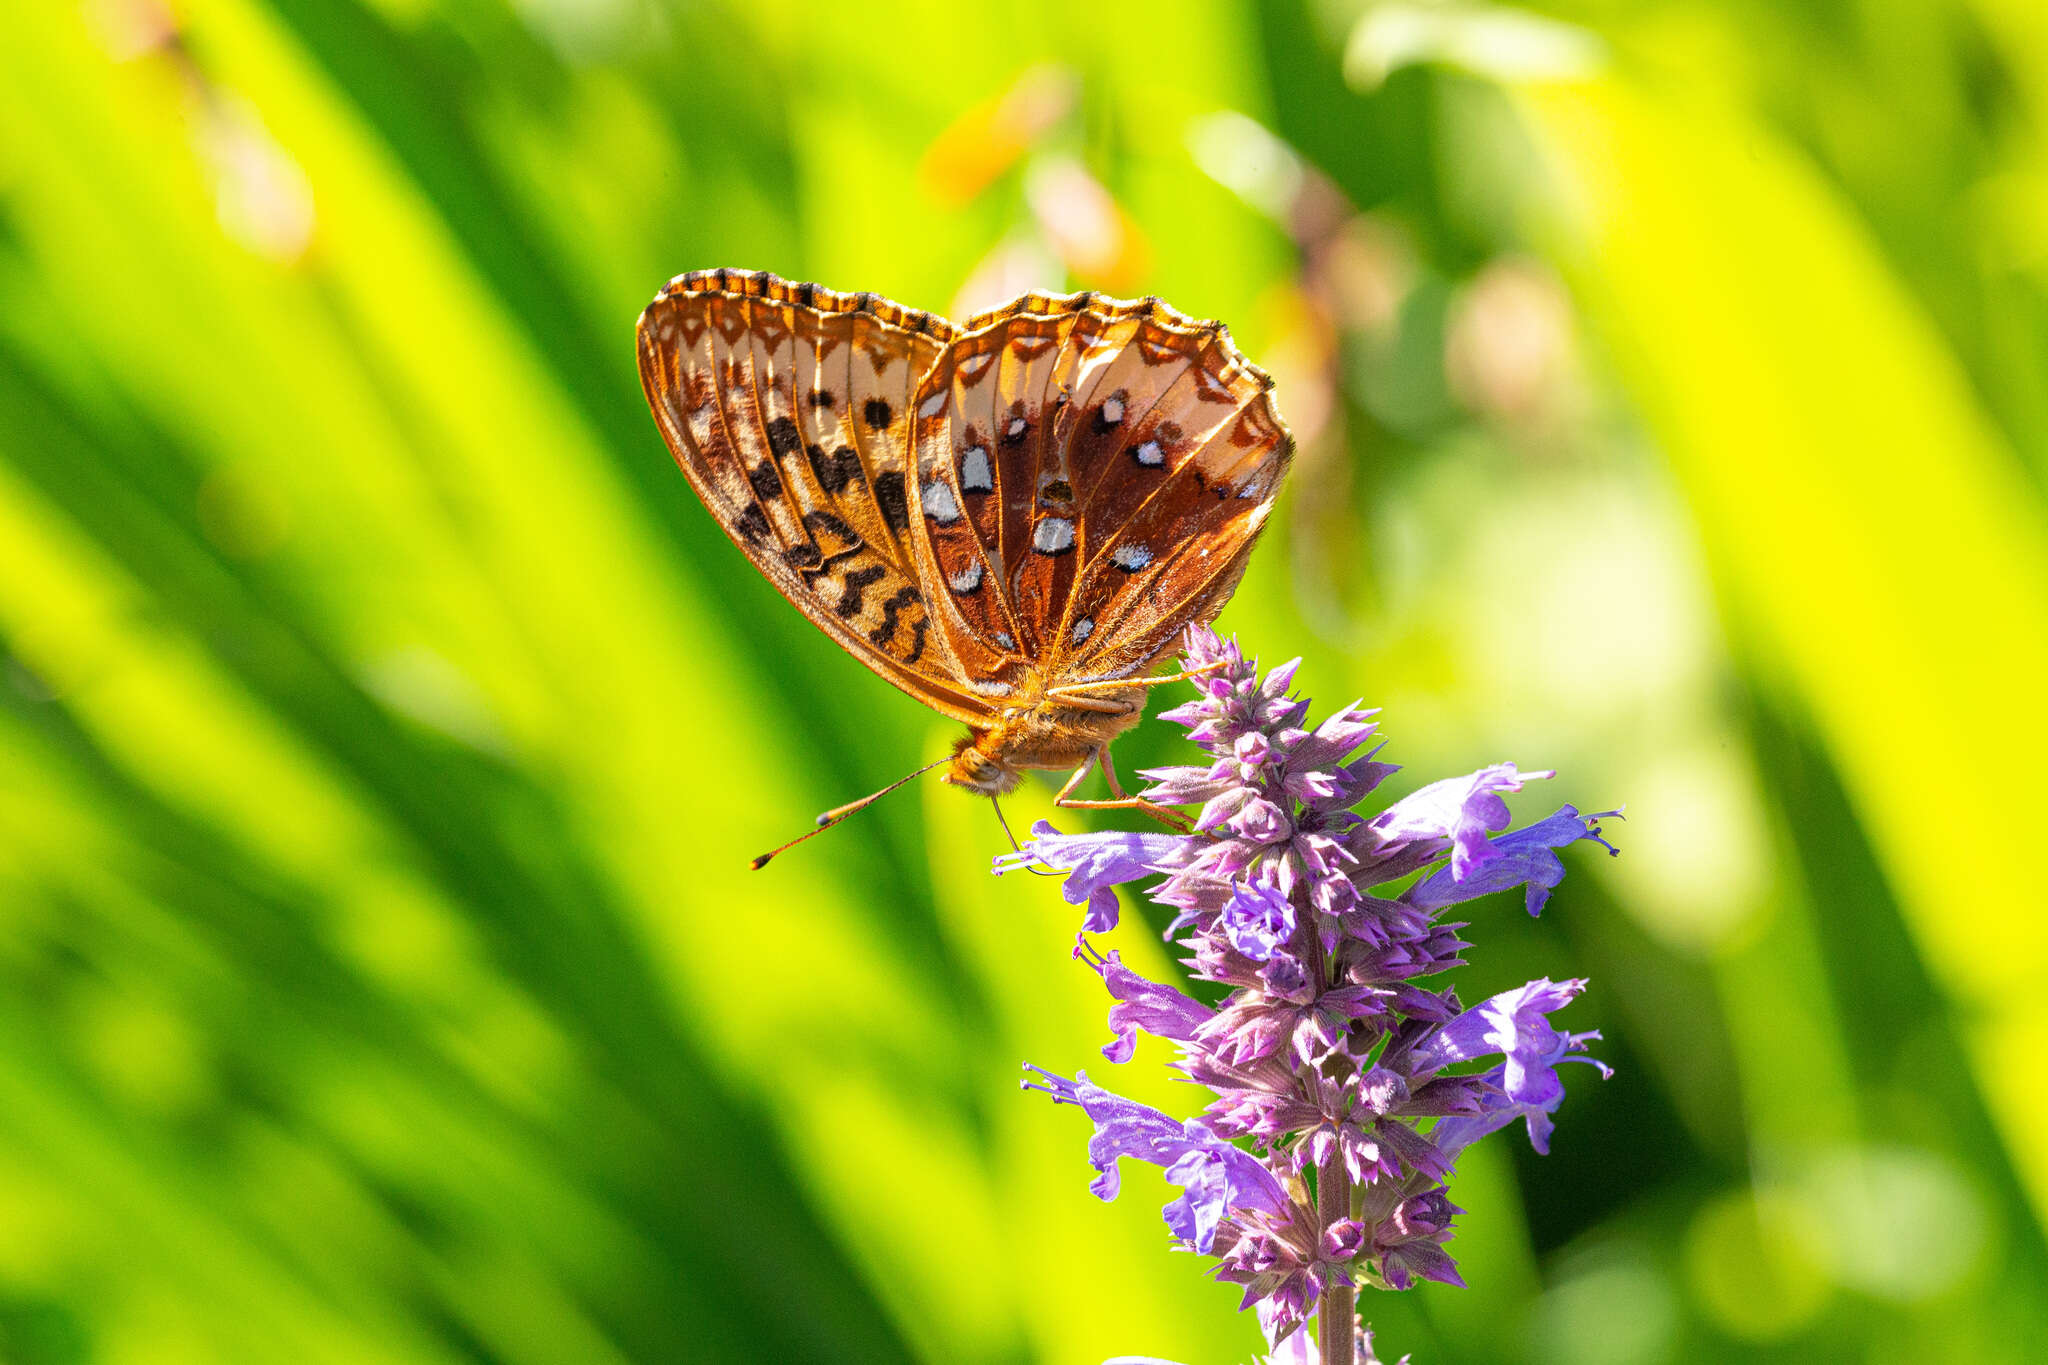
1514;71;2048;1229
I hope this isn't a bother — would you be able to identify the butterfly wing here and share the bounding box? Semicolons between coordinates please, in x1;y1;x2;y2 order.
905;290;1292;686
901;294;1115;696
636;270;994;724
1046;314;1292;681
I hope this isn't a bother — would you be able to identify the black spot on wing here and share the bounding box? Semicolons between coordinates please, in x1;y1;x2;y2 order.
733;504;771;545
767;416;803;458
833;566;886;619
808;390;836;408
863;398;893;430
866;585;922;648
874;471;909;534
807;443;864;494
803;510;861;548
748;461;782;501
799;547;865;590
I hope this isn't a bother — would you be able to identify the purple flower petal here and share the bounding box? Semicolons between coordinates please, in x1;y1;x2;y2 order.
1427;1041;1610;1159
995;822;1183;931
1368;762;1553;878
1222;879;1298;962
1407;977;1588;1105
1022;1067;1286;1253
1083;943;1216;1063
1408;806;1618;916
1162;1133;1288;1253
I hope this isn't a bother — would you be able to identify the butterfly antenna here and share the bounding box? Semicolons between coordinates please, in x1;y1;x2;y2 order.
749;755;951;870
990;797;1059;875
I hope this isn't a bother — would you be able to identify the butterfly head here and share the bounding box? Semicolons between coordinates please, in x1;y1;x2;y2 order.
944;732;1023;797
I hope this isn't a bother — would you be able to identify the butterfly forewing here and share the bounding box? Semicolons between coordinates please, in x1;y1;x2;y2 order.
636;271;992;723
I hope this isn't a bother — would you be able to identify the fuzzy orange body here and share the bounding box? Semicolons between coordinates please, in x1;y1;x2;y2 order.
943;675;1146;796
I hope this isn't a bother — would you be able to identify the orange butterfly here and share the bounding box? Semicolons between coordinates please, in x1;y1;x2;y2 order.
635;270;1293;863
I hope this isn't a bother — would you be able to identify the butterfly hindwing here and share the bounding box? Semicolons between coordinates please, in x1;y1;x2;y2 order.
1046;316;1289;675
905;300;1110;696
1056;390;1292;681
636;270;993;723
906;289;1292;686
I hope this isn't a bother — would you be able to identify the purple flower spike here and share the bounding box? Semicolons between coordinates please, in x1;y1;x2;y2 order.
1409;806;1620;916
1367;762;1554;878
995;821;1181;931
1011;628;1610;1359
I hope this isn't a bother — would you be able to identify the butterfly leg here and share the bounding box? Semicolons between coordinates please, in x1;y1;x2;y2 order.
1050;755;1102;806
1052;746;1193;831
1047;692;1132;715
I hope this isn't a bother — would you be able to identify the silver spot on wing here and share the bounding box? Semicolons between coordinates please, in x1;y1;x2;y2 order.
923;480;962;524
959;446;993;493
1033;516;1075;556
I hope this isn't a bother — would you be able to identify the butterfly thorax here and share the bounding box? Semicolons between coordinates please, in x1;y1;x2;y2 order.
943;678;1145;796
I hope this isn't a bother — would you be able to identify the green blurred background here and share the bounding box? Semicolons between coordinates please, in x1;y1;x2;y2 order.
3;1;2046;1362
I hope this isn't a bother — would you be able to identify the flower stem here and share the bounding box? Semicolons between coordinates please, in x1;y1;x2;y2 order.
1317;1149;1354;1365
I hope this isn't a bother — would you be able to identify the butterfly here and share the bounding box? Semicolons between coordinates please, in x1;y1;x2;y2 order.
635;269;1293;861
